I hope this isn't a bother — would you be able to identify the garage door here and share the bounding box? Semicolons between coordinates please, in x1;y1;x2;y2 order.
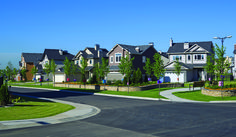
55;74;65;82
164;72;184;83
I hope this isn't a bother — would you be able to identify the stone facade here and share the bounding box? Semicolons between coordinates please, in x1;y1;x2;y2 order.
201;88;236;97
55;83;184;92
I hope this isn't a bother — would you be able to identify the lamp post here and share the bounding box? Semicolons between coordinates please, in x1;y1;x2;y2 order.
213;35;232;47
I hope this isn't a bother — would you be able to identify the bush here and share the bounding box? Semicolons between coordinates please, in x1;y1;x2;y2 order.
107;80;112;85
0;84;10;106
115;80;122;86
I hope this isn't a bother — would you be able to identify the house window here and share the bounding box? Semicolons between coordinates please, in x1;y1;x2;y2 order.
194;54;204;60
89;59;92;64
188;55;191;61
142;56;146;63
76;61;79;65
110;56;113;63
115;53;122;63
80;60;82;64
201;55;204;60
173;55;182;61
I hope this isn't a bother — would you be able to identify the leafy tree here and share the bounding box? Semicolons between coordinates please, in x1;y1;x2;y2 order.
50;59;57;86
136;68;142;83
43;62;51;81
63;57;71;82
143;58;152;79
118;52;135;93
21;66;27;81
214;44;231;79
152;53;165;98
71;61;78;82
5;66;11;80
204;55;215;81
132;69;137;84
94;63;100;83
79;57;87;84
12;68;18;81
31;66;38;83
174;59;181;83
99;58;109;80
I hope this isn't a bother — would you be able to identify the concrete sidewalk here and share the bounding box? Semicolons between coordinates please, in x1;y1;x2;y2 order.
0;94;100;130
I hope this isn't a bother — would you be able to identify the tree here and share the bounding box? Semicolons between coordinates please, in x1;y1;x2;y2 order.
12;68;18;81
204;55;215;81
152;53;165;98
50;59;57;86
43;62;51;81
31;66;38;83
71;61;78;83
174;59;181;83
63;57;71;87
118;52;135;93
143;58;152;79
79;57;87;84
21;66;27;81
132;69;137;84
99;58;110;81
5;66;11;80
136;68;142;83
214;44;231;79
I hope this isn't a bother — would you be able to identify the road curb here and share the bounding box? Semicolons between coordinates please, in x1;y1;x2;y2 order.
0;93;101;130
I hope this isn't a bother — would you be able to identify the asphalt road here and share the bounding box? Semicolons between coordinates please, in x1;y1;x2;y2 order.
1;87;236;137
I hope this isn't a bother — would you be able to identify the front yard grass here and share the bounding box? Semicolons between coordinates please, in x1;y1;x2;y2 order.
173;90;236;102
0;95;75;121
9;82;175;99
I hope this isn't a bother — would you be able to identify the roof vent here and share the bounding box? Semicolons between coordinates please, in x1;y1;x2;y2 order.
59;49;63;55
149;42;154;46
135;47;140;52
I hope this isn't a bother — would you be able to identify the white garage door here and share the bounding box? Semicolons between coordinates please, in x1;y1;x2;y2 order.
165;72;184;83
55;74;65;82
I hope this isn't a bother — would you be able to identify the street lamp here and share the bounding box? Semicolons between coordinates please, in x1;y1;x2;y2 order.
213;35;232;46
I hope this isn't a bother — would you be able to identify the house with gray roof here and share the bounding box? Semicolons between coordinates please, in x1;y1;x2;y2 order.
19;53;43;81
72;44;109;81
164;38;214;82
107;42;166;80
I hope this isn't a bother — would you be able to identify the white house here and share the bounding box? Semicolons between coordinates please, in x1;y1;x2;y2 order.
164;38;214;83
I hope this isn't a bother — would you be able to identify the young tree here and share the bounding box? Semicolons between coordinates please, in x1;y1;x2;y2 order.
71;61;78;83
136;68;142;83
174;59;181;83
143;58;152;79
204;55;215;81
99;58;110;81
79;57;88;84
31;66;38;83
152;53;165;98
21;66;27;81
214;44;231;79
50;59;57;87
118;52;135;93
63;57;71;87
132;69;137;84
5;66;11;80
43;62;51;82
12;68;18;81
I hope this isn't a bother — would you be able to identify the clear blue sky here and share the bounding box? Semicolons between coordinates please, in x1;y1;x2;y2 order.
0;0;235;69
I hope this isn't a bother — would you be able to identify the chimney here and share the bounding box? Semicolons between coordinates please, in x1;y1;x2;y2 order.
59;49;63;55
149;42;154;46
184;42;189;49
234;44;236;50
95;44;100;50
170;38;173;47
135;47;140;52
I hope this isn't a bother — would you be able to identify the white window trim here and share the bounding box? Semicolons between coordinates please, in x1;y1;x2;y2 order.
115;53;122;63
142;56;146;63
110;56;114;63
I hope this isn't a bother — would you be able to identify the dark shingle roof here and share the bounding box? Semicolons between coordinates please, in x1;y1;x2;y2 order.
42;49;74;61
73;47;108;60
117;44;153;55
167;41;213;54
22;53;43;65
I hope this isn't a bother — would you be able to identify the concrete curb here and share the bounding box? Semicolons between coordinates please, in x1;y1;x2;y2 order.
0;93;101;130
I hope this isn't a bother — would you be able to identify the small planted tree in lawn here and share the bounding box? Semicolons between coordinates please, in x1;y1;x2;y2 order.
136;68;142;84
31;66;38;84
71;61;78;83
118;52;134;93
21;66;27;82
174;59;181;83
63;57;71;87
99;58;110;81
50;59;57;87
12;68;18;81
0;83;10;106
143;58;152;81
43;62;51;85
152;53;165;99
79;57;88;85
204;55;215;83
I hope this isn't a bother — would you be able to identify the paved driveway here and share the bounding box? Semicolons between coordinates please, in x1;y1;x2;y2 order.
1;87;236;137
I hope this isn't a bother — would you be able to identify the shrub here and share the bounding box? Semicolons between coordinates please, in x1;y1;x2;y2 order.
0;84;10;106
115;80;122;86
107;80;112;85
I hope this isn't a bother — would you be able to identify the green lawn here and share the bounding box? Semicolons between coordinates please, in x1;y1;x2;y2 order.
9;82;176;99
0;95;75;121
173;90;236;102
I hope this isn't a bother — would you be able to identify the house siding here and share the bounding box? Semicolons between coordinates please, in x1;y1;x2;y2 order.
26;63;34;81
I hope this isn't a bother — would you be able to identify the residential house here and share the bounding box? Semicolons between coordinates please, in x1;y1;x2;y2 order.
19;53;43;81
107;42;167;80
164;38;214;83
73;44;109;81
37;49;74;82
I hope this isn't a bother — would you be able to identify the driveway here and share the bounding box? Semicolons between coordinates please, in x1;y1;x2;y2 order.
1;87;236;137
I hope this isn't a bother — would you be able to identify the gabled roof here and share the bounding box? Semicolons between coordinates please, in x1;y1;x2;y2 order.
22;53;43;64
167;41;213;54
41;49;74;61
108;44;155;55
73;47;108;60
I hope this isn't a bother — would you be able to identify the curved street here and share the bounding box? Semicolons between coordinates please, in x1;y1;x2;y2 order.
1;87;236;137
